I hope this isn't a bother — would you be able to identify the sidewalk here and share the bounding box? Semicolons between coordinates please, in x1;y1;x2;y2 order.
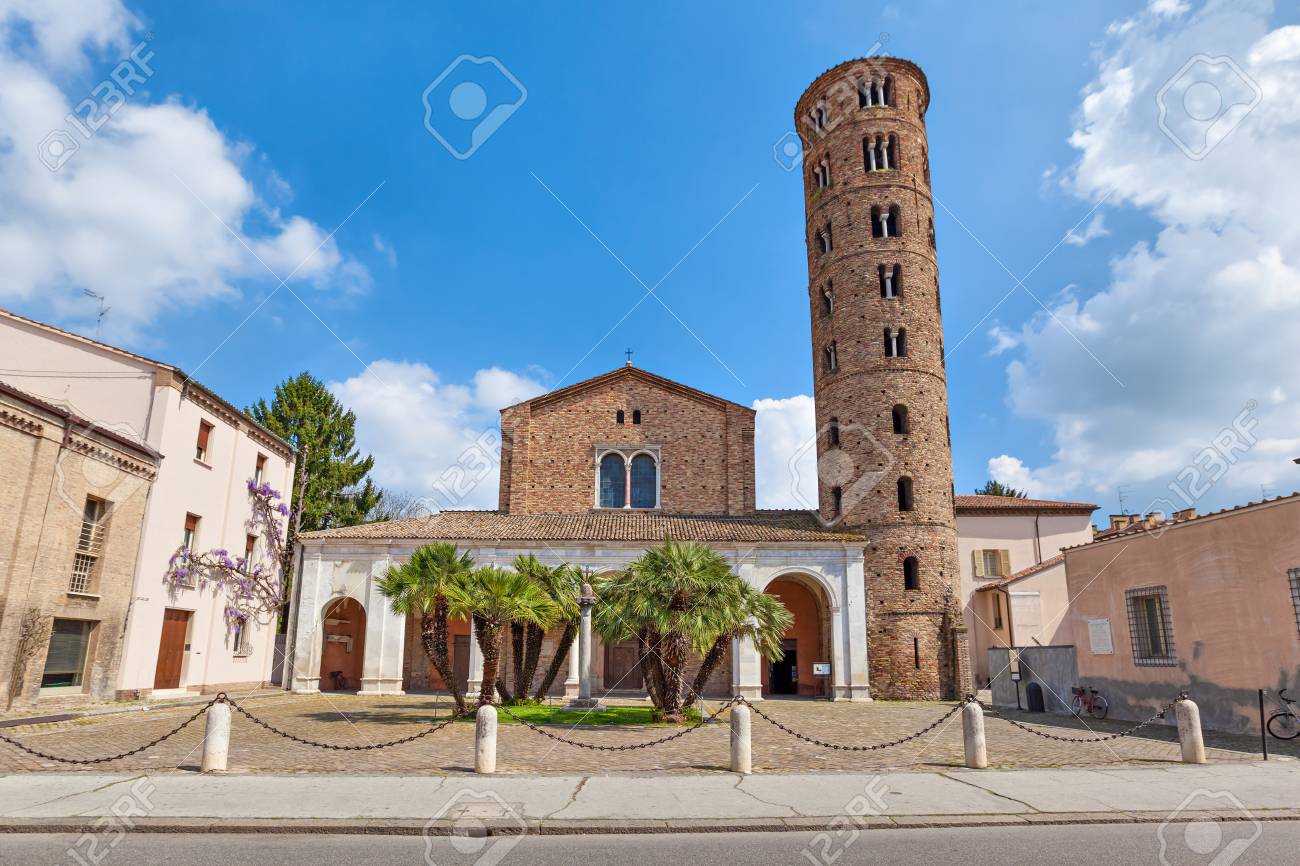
2;761;1297;834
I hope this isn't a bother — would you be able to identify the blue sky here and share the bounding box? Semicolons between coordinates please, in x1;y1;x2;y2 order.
3;0;1299;518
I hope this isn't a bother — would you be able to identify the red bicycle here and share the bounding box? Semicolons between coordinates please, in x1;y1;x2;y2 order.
1071;685;1109;719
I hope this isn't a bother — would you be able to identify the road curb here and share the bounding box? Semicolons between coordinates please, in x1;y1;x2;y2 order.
1;810;1297;835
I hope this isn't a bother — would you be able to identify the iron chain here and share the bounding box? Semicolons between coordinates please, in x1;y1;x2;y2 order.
744;697;964;752
224;695;467;751
0;696;219;765
981;696;1180;743
495;698;739;752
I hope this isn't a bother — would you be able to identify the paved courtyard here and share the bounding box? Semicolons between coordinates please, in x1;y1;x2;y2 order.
0;693;1292;775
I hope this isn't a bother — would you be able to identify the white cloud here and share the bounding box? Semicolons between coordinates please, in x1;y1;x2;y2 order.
1063;212;1110;246
372;233;397;268
330;361;547;511
996;0;1300;509
0;0;369;341
753;395;817;509
987;325;1020;356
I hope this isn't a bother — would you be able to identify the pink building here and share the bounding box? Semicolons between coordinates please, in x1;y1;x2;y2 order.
0;308;295;699
955;495;1097;689
1064;494;1300;734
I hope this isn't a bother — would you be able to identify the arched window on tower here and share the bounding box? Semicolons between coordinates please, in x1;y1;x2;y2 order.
821;283;834;316
824;341;838;372
861;76;891;107
879;264;901;298
884;328;907;358
817;224;833;254
903;556;920;591
828;417;840;447
599;453;626;508
892;404;910;434
813;160;831;189
857;79;870;108
811;105;827;131
616;409;625;425
897;476;914;512
632;410;642;425
830;486;843;516
630;453;657;508
928;217;936;250
871;206;900;238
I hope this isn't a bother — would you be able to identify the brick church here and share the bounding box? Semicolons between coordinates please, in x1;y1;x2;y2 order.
287;56;974;702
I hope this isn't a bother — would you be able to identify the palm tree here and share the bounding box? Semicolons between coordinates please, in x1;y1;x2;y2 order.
684;582;791;710
531;563;583;699
595;537;791;722
448;566;559;706
511;554;552;698
377;542;473;713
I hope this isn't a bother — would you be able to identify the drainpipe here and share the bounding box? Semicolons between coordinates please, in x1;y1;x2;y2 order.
1033;513;1042;564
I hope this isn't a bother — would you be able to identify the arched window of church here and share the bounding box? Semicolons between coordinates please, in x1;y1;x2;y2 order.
616;410;625;425
632;410;642;425
630;454;657;508
599;453;625;508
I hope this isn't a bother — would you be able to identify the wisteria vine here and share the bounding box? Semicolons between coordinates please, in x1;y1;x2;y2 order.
164;479;291;627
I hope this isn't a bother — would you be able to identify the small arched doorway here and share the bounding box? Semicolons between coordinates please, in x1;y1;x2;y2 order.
319;597;366;691
761;575;830;698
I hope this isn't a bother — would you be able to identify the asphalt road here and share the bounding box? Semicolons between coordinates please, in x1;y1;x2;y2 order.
2;823;1297;866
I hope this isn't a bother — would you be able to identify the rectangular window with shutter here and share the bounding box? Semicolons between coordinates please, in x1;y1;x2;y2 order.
973;549;1011;578
68;497;107;595
40;619;95;689
254;454;267;485
196;420;214;462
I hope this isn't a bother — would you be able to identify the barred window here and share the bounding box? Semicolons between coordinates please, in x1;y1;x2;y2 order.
1289;568;1300;638
68;497;106;595
1125;586;1176;666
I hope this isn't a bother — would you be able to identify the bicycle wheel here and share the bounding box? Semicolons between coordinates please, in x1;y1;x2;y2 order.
1267;712;1300;740
1070;695;1084;717
1088;695;1109;720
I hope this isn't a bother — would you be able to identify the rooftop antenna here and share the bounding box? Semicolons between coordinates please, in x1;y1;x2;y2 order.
83;289;110;337
1116;485;1131;515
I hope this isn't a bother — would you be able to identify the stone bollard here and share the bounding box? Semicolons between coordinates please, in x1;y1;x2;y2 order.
730;703;752;775
201;700;231;773
962;697;988;769
1175;695;1207;764
475;704;498;774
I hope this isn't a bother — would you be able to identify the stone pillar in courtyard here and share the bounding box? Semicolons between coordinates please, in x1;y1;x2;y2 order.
565;581;605;711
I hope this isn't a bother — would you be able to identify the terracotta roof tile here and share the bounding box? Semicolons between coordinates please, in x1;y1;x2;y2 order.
954;495;1097;514
975;554;1065;592
301;510;864;544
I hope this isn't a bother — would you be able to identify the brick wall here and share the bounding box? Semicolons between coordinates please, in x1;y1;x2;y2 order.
0;390;156;709
499;369;755;516
797;57;966;700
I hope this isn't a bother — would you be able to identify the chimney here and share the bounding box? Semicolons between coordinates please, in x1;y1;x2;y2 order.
1173;508;1197;522
1109;514;1134;530
1143;511;1165;528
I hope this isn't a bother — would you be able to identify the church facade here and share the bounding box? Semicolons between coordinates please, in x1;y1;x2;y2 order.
288;55;979;702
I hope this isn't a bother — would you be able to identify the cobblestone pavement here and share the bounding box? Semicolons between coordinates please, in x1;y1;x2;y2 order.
0;693;1293;775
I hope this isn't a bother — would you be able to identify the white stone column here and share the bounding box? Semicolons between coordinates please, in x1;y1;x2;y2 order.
359;556;406;695
290;555;324;694
840;554;872;701
732;633;764;701
563;630;580;699
467;617;484;697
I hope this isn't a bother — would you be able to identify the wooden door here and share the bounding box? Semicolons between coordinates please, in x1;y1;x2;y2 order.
603;640;643;691
452;635;470;694
153;609;191;690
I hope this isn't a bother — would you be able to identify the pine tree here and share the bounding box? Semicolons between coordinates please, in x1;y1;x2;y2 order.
975;480;1028;498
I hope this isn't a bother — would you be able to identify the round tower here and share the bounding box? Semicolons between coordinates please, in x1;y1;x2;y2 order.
795;57;967;700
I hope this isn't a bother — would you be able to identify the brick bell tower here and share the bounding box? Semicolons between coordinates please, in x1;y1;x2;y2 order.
795;57;968;700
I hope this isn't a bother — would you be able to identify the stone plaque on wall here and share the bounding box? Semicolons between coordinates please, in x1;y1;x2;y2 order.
1087;618;1113;655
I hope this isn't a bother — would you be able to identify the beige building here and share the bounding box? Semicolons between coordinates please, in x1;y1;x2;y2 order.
1064;494;1300;734
0;382;159;709
0;308;295;699
955;495;1097;689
